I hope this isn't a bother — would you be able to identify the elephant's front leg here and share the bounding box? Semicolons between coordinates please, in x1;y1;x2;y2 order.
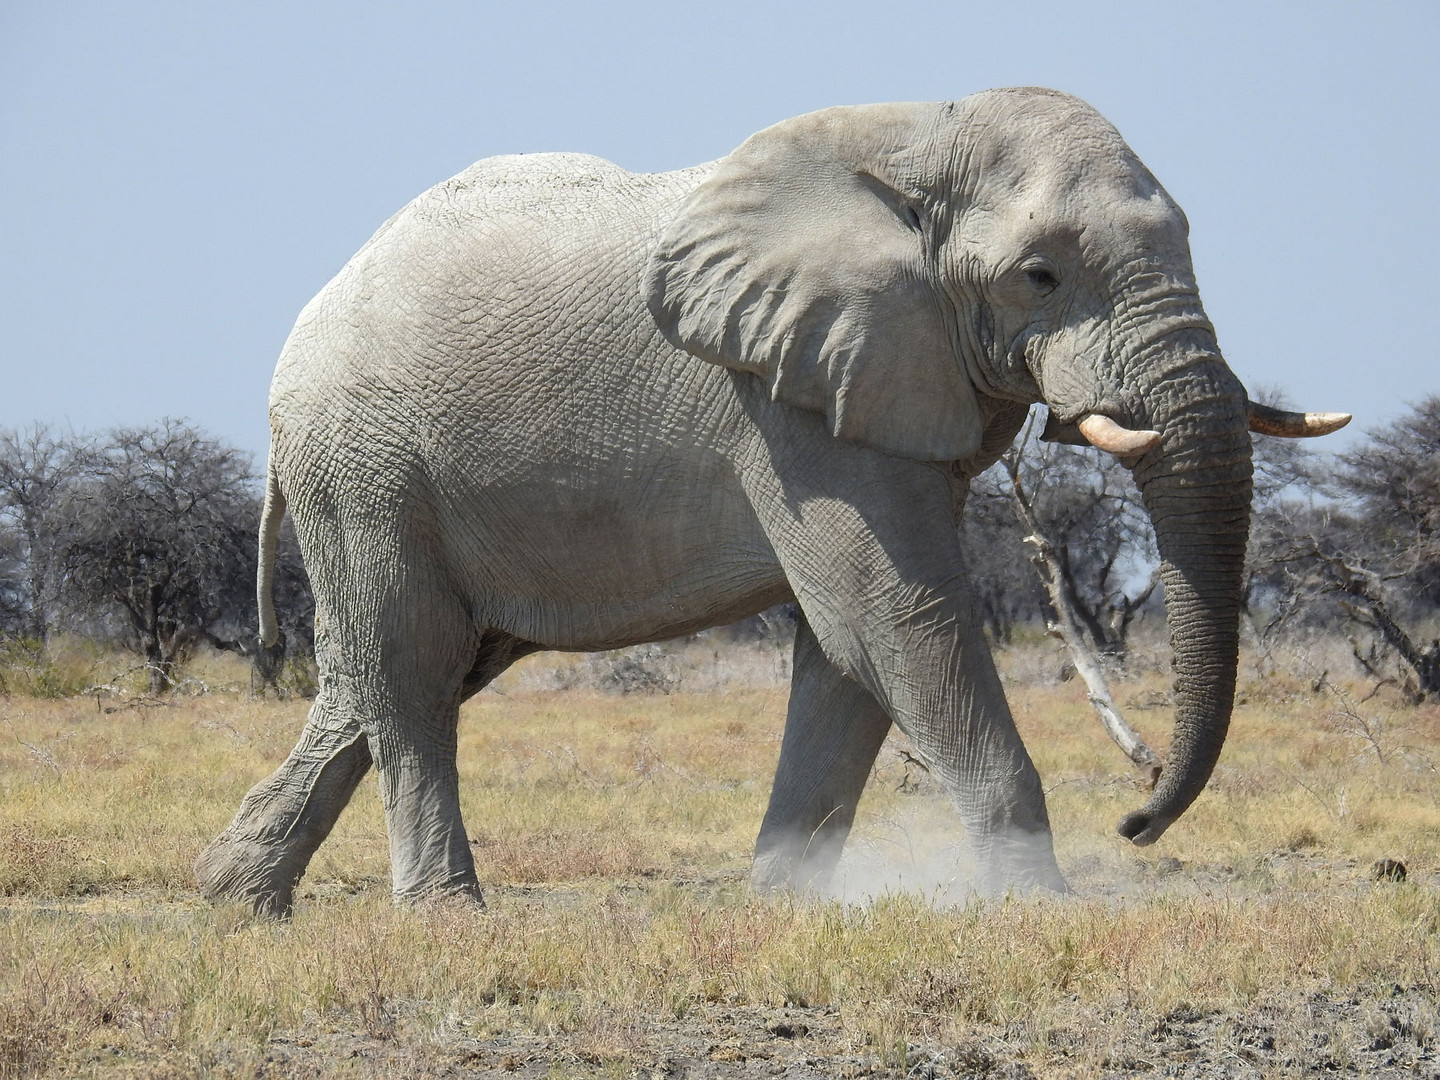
807;596;1064;895
863;596;1064;893
926;646;1067;894
743;434;1065;894
752;614;892;892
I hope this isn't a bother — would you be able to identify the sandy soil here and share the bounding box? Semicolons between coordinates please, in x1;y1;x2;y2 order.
156;984;1436;1078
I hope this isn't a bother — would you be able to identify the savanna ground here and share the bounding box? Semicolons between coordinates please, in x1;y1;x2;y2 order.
2;632;1440;1078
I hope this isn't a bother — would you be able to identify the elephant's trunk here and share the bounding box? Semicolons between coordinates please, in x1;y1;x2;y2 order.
1116;354;1253;845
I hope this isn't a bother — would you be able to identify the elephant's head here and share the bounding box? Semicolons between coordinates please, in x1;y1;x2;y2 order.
643;88;1346;848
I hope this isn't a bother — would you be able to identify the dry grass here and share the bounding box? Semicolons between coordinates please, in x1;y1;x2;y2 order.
1;639;1438;1076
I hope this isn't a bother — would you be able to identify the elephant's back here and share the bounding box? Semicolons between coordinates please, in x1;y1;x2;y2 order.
278;154;705;350
328;151;710;307
268;154;710;446
404;153;706;231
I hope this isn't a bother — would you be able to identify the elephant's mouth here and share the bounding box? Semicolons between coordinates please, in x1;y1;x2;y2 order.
1039;409;1159;457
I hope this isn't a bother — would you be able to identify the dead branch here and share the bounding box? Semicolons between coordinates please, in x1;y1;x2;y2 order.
1283;542;1440;700
1000;433;1162;772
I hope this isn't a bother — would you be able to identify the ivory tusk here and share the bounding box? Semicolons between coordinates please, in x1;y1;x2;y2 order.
1247;403;1352;438
1077;414;1162;456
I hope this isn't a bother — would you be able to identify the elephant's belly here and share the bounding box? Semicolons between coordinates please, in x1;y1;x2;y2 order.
488;575;795;653
441;474;792;651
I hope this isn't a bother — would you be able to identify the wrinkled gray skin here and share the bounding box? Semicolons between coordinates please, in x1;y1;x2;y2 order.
197;89;1255;916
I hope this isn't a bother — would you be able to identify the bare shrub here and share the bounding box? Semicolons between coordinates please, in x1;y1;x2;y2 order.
595;643;678;695
0;953;132;1079
496;611;795;695
0;637;102;698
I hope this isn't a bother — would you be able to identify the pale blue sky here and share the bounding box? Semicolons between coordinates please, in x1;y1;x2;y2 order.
1;2;1435;461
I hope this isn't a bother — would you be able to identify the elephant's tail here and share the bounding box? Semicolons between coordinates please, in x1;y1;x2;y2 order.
257;460;287;649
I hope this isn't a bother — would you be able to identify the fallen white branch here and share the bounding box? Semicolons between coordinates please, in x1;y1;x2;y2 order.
999;429;1162;776
1025;531;1162;772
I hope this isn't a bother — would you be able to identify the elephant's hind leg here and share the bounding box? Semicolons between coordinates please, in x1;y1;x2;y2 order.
195;698;372;917
349;585;487;907
752;615;892;893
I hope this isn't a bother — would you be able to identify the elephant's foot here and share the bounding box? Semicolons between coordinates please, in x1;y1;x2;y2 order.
394;875;487;910
378;756;484;911
194;836;306;919
750;832;845;896
750;847;796;894
971;829;1069;896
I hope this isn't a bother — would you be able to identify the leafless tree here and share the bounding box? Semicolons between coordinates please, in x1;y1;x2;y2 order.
1248;396;1440;701
961;471;1046;644
56;420;262;693
0;425;88;641
1339;395;1440;607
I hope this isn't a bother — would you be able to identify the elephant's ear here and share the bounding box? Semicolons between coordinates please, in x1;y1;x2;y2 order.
643;104;982;462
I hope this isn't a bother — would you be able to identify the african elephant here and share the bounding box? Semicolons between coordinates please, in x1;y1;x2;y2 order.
196;88;1347;915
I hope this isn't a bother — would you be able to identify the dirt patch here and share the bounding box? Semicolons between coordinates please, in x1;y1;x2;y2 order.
260;1003;859;1079
69;987;1430;1078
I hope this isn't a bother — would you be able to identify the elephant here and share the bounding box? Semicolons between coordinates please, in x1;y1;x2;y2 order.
195;87;1348;916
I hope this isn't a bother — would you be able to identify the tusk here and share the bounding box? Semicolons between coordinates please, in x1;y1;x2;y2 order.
1247;402;1352;438
1077;414;1162;456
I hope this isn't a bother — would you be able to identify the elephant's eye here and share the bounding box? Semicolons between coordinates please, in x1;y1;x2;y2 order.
1025;266;1060;295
